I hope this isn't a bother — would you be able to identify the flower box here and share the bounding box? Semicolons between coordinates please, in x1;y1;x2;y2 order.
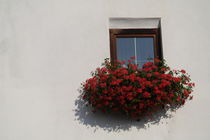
81;58;195;119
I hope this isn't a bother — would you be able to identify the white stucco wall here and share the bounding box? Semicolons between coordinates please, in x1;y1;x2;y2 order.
0;0;210;140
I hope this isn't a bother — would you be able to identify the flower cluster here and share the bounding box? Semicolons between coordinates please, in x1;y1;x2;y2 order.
81;58;195;119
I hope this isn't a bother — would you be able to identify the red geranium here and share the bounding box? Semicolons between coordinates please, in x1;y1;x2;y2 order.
81;58;195;119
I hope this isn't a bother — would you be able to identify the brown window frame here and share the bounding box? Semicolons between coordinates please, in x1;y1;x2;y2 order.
109;28;163;63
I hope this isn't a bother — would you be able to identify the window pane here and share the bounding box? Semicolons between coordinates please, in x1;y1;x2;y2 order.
116;37;135;62
136;37;154;67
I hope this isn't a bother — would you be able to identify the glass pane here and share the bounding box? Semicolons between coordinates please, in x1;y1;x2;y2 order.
136;37;154;67
116;37;135;62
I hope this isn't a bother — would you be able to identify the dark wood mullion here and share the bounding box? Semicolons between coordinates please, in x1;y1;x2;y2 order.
157;26;163;60
153;32;159;60
109;28;158;35
109;30;117;63
115;34;156;38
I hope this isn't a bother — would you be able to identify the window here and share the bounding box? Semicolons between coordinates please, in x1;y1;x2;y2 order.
109;28;163;67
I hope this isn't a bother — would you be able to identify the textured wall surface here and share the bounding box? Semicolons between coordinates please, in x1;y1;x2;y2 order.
0;0;210;140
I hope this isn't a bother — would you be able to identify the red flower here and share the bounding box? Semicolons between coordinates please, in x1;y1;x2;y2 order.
184;90;189;96
142;92;151;98
121;69;128;75
131;65;138;71
123;75;130;80
130;56;136;59
161;68;166;72
127;95;134;101
110;81;117;85
154;89;161;94
180;69;186;73
146;73;152;78
100;83;107;88
173;77;181;82
177;96;181;101
137;88;143;93
169;93;174;98
144;81;152;87
81;58;195;119
153;72;159;76
154;58;160;63
82;95;86;99
143;62;154;68
129;73;136;82
106;97;112;100
122;85;133;91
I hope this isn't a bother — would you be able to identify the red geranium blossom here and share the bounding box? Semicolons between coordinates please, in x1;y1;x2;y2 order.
81;58;195;119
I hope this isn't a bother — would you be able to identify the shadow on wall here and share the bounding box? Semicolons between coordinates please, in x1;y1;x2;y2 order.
74;91;174;132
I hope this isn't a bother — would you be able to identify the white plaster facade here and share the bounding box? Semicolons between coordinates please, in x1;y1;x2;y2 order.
0;0;210;140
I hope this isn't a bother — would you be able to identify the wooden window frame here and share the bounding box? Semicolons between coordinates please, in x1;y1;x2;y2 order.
109;28;163;63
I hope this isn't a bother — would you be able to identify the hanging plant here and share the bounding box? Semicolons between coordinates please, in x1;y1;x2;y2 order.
80;58;195;119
